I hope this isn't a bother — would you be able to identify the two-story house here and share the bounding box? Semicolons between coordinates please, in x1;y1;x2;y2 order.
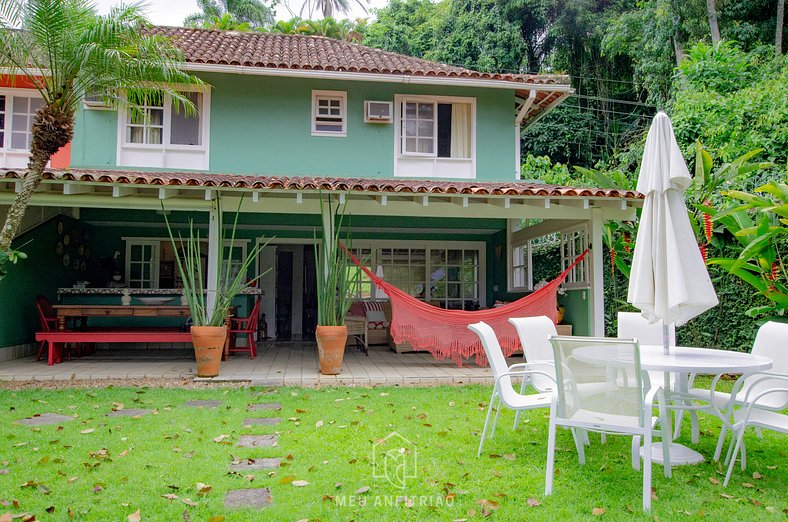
0;27;639;359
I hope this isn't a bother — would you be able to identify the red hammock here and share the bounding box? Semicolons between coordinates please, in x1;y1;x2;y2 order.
341;245;590;366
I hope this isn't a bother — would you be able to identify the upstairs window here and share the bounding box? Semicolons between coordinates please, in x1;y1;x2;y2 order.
124;92;202;146
400;98;472;159
312;90;346;136
0;93;44;151
118;89;209;170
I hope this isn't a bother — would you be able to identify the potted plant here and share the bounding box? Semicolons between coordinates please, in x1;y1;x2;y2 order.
314;195;362;375
163;198;266;377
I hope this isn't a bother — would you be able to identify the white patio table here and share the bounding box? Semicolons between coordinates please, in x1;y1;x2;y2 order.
572;344;772;465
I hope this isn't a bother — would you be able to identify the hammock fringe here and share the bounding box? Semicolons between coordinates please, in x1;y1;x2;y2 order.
341;244;589;367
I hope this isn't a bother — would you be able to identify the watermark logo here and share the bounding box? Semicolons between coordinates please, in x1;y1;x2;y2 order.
372;432;417;488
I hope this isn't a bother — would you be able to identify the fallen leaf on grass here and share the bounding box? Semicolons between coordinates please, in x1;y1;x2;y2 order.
278;475;296;484
476;499;500;510
195;483;212;496
207;516;225;522
315;420;324;428
181;498;198;507
592;507;606;516
162;494;179;501
752;472;762;479
742;482;754;488
766;465;777;470
502;454;516;461
527;498;541;507
127;509;140;522
212;435;229;443
709;477;720;485
356;486;370;494
0;470;7;475
112;403;124;412
0;514;11;522
719;493;736;499
80;429;94;434
292;480;310;487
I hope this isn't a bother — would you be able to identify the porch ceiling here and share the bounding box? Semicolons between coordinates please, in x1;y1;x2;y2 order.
0;169;641;221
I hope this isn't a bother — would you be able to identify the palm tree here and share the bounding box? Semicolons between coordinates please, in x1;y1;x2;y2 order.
299;0;370;20
202;13;252;31
0;0;201;261
267;17;308;34
185;0;274;29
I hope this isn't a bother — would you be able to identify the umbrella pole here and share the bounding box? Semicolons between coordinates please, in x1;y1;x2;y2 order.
662;323;670;355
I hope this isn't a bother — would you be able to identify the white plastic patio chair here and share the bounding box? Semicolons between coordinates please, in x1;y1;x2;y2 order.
468;321;556;457
546;335;672;512
508;316;557;429
721;372;788;486
689;320;788;461
617;312;706;442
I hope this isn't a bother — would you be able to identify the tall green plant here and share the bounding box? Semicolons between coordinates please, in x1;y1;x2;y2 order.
0;0;201;271
163;198;269;327
314;195;361;326
705;172;788;319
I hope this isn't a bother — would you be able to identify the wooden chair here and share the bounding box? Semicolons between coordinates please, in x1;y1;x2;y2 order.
228;298;262;359
35;295;80;363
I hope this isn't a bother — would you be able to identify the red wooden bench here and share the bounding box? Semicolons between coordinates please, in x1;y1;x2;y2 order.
35;328;193;366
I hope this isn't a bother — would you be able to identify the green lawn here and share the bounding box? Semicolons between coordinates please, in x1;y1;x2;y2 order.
0;384;785;521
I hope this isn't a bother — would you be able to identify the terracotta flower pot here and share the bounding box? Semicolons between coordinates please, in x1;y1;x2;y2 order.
316;325;348;375
190;325;227;377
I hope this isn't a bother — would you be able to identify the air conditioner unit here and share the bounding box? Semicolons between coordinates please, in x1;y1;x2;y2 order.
83;93;111;110
364;101;392;123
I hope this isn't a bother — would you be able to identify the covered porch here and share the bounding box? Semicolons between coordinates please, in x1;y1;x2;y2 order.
0;168;640;369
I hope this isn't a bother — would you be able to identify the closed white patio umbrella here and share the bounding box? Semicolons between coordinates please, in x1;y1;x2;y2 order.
628;112;718;354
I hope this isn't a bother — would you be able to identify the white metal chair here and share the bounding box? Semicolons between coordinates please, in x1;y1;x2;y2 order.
690;320;788;461
508;316;557;429
468;321;555;457
546;335;672;512
721;372;788;486
616;312;706;442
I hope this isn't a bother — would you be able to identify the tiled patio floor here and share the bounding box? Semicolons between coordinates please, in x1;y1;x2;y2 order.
0;341;500;386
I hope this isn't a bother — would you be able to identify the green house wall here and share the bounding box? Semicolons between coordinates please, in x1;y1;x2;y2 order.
71;73;516;181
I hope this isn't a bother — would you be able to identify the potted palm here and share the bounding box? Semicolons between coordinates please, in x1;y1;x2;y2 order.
314;195;361;375
163;197;267;377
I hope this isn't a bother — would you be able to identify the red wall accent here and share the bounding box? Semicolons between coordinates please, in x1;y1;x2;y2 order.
0;75;40;89
50;142;71;168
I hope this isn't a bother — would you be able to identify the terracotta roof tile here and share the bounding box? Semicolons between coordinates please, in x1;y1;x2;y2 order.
0;169;642;200
148;26;569;86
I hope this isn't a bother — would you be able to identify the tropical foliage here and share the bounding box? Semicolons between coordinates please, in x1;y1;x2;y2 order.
314;195;362;326
163;198;269;327
185;0;275;29
0;0;200;277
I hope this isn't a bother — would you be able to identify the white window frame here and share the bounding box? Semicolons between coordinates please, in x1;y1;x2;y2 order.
507;219;533;292
311;90;347;137
394;94;476;179
0;88;45;168
116;88;211;170
122;236;247;289
346;240;486;308
124;239;161;289
560;224;590;289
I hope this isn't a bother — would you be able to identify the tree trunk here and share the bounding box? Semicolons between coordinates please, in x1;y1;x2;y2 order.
0;105;73;254
322;2;332;19
707;0;721;45
674;36;685;65
778;0;785;57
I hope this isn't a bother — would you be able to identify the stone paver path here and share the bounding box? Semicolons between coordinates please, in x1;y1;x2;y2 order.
106;408;154;417
223;402;283;509
248;402;281;411
229;458;281;470
242;417;281;427
237;434;278;448
184;400;224;408
16;413;75;425
224;488;273;508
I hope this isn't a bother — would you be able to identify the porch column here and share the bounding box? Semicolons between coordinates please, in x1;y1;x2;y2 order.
205;199;220;319
589;208;605;336
320;198;334;278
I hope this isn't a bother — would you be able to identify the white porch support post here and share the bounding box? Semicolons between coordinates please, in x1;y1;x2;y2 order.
206;199;221;320
589;208;605;336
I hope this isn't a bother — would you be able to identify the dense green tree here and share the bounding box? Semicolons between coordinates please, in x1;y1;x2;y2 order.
363;0;443;57
185;0;275;29
0;0;200;271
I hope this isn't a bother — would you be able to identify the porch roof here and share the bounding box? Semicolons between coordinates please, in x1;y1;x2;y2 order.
1;169;641;199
